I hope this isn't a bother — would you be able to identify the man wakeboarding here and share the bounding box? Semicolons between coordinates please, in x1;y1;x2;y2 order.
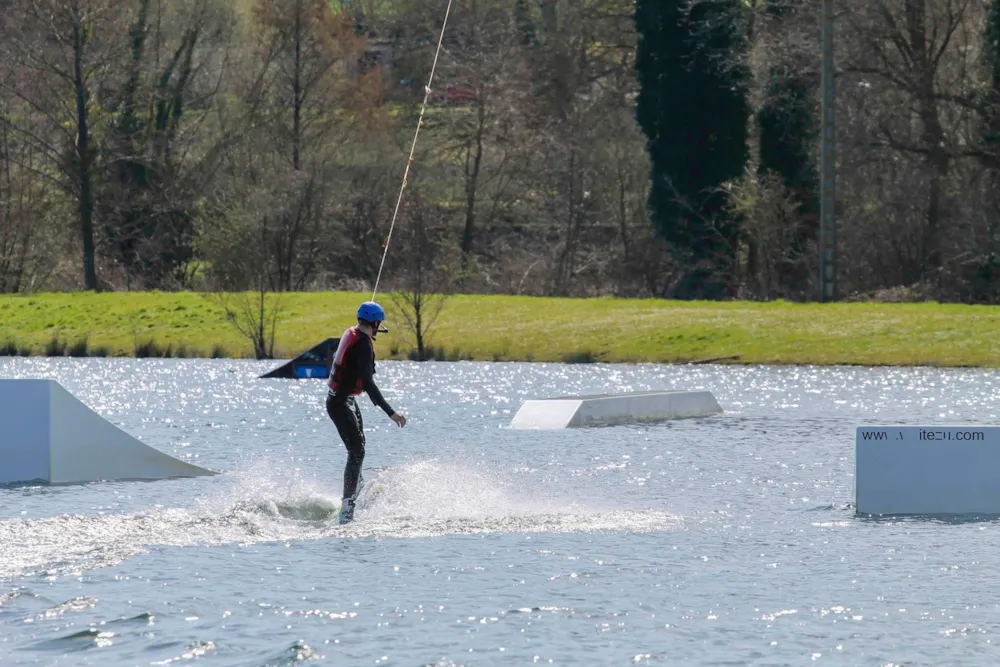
326;301;406;524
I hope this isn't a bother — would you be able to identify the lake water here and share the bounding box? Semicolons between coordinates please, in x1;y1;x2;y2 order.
2;358;1000;666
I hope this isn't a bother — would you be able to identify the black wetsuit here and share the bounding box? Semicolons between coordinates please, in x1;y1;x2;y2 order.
325;329;395;501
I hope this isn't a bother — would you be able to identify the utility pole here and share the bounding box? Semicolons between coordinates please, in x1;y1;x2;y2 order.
819;0;837;302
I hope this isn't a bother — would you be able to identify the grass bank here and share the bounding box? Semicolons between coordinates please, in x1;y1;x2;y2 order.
0;291;998;367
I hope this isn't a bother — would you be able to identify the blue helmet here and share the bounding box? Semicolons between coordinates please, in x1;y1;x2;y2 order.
357;301;385;324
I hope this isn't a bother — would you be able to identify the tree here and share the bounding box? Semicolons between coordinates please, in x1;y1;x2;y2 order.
635;0;752;298
841;0;976;285
0;102;58;293
219;288;283;360
200;187;284;359
499;0;639;296
982;0;1000;162
387;194;456;361
253;0;370;172
100;0;222;289
753;0;818;296
239;0;379;291
0;0;236;291
0;0;121;290
442;2;520;266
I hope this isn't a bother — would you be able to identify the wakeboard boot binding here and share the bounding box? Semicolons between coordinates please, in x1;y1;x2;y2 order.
339;497;356;524
339;471;363;524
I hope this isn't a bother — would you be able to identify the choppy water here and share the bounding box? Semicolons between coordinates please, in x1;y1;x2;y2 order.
2;358;1000;665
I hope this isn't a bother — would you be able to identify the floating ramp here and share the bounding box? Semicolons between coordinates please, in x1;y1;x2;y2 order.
0;379;217;485
259;337;339;379
509;390;723;429
855;425;1000;516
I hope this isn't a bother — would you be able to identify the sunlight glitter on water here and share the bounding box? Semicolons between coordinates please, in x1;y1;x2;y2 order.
5;358;1000;665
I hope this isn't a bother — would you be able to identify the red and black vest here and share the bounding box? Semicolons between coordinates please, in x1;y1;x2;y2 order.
328;326;365;395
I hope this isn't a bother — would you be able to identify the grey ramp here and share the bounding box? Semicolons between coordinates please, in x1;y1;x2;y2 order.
0;379;217;485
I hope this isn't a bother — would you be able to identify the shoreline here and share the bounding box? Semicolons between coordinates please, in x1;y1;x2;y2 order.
0;356;992;371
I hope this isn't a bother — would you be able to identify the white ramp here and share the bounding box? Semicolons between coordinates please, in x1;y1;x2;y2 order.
0;379;217;485
509;390;723;429
856;425;1000;515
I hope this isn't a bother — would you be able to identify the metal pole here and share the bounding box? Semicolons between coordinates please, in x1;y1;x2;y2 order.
819;0;837;302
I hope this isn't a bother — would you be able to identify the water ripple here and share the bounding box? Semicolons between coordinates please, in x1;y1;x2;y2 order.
2;358;1000;665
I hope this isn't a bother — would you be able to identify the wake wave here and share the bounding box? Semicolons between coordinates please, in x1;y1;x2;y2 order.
0;458;681;581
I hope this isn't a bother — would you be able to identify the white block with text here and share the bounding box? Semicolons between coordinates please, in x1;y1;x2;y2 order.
855;425;1000;515
0;379;217;485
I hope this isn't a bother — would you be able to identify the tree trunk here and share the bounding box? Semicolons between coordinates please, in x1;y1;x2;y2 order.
292;0;302;171
460;102;485;261
906;0;948;276
72;4;97;291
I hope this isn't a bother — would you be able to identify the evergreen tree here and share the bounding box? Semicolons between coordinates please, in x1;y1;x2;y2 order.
514;0;536;46
755;0;818;291
757;73;816;202
635;0;751;299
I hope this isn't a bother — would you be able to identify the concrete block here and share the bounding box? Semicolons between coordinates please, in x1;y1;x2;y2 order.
509;390;723;429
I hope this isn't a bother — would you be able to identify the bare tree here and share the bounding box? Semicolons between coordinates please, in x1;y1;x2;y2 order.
0;95;60;293
841;0;981;285
236;0;383;291
409;0;523;266
200;185;284;359
100;0;238;290
218;289;282;360
0;0;124;290
386;195;457;361
326;163;398;286
727;170;814;299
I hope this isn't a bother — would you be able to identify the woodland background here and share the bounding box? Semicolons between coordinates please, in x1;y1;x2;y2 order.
2;0;1000;304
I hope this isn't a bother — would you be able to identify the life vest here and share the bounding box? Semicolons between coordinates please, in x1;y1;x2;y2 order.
328;326;365;395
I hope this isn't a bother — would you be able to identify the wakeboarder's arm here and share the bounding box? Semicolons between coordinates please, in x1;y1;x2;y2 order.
357;341;395;417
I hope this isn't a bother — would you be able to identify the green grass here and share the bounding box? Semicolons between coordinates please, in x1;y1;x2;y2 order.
0;291;998;367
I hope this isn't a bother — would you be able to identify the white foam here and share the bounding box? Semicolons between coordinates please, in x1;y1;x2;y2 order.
356;459;578;521
0;458;681;579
